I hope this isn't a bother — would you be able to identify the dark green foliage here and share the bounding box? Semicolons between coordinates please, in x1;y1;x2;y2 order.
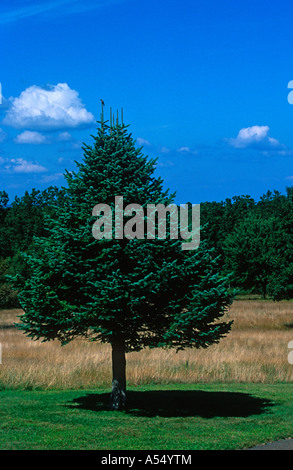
260;188;293;300
0;186;65;258
200;188;293;300
200;195;256;263
0;256;19;308
0;191;9;226
223;213;277;299
1;176;293;307
0;186;66;307
1;113;292;316
14;112;233;355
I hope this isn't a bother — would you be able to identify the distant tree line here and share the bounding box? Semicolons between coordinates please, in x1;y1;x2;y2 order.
0;186;66;308
0;185;292;308
200;187;293;300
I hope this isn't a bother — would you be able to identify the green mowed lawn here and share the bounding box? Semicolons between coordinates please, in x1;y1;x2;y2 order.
0;383;292;450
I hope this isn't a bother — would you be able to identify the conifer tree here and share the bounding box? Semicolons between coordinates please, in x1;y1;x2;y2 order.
15;105;233;410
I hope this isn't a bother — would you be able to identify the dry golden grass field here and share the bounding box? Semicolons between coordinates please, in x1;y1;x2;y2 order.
0;298;293;390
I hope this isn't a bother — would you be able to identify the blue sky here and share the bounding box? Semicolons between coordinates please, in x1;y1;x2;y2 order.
1;0;293;204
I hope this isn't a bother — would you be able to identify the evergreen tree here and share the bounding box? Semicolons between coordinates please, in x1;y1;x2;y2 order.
15;106;233;410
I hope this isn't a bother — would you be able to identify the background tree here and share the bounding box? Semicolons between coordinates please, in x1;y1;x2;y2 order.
14;107;233;410
221;188;293;300
0;191;9;226
0;186;64;258
0;186;65;307
223;213;274;298
200;195;256;267
265;187;293;300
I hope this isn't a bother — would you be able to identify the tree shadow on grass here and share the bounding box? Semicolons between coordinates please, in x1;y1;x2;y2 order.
67;390;274;418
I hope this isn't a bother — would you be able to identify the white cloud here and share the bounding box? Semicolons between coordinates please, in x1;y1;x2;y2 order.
0;0;125;25
157;160;174;167
71;140;82;149
160;146;171;154
3;83;95;130
177;146;198;155
6;158;48;173
14;130;47;144
41;172;64;183
228;125;283;150
136;137;151;146
58;131;72;141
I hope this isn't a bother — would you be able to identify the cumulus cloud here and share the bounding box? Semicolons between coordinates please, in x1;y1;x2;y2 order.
3;83;95;130
6;158;48;173
228;125;283;150
14;130;47;144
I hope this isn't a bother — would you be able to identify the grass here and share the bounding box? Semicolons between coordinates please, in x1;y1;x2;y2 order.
0;383;293;450
0;298;292;450
0;298;293;389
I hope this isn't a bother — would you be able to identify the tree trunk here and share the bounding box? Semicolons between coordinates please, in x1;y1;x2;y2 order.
261;281;267;299
111;338;126;410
